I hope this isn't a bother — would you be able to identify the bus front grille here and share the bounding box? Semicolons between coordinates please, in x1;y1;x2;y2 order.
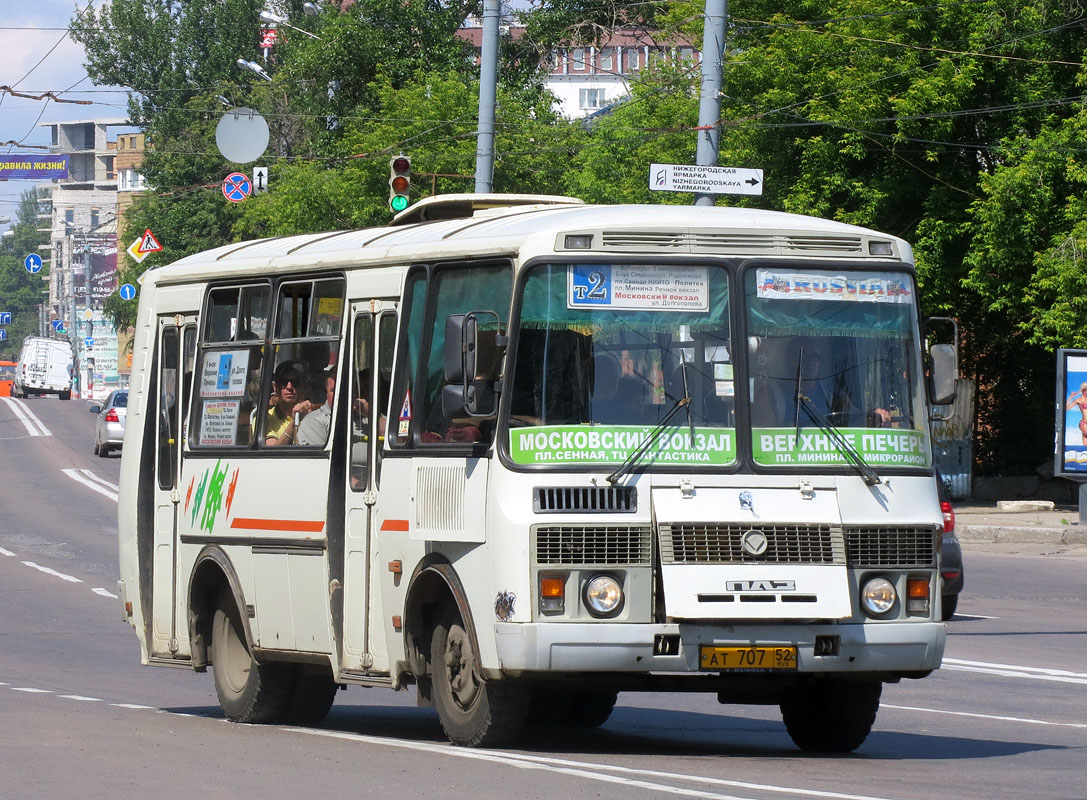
844;526;938;567
533;525;652;566
533;486;637;513
659;523;844;565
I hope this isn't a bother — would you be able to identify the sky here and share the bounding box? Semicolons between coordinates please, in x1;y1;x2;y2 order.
0;0;132;227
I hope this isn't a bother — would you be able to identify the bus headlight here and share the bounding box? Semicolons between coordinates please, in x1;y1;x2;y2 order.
583;574;623;618
861;577;897;617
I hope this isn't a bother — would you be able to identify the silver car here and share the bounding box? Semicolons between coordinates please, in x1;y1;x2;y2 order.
90;390;128;457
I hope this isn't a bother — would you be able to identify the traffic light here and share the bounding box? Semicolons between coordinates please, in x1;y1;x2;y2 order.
388;155;411;212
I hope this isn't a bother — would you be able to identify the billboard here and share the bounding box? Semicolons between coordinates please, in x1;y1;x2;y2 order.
1055;348;1087;476
73;234;118;308
0;155;69;180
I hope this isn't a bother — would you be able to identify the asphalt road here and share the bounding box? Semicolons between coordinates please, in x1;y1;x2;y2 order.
1;395;1084;800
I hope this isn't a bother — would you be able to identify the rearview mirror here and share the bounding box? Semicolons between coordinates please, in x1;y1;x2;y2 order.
443;311;505;418
924;317;959;407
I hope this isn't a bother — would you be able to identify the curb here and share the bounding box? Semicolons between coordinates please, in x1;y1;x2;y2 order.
957;524;1087;545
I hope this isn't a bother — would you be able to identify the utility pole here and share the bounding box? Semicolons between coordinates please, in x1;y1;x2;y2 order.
694;0;727;207
474;0;499;193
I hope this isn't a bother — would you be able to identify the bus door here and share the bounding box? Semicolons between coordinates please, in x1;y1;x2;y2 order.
341;302;397;673
150;315;197;657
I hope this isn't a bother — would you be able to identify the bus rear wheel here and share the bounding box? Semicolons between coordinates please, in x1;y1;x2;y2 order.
431;607;528;747
211;588;292;723
780;678;882;753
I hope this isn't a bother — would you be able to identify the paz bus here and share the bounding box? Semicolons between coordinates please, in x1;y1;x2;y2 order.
117;195;957;752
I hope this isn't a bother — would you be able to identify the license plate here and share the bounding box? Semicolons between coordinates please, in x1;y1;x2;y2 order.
699;645;798;671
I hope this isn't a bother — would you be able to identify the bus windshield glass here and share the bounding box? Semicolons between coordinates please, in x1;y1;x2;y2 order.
507;262;736;468
745;267;931;470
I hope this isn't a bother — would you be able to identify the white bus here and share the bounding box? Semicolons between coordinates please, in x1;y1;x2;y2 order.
118;195;957;752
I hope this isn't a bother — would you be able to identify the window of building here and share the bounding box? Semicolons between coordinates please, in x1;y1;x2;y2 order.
625;48;640;71
599;48;614;71
571;47;587;71
90;209;99;230
579;88;607;110
679;47;696;64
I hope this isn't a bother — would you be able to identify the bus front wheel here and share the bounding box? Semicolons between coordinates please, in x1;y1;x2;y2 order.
431;607;528;747
780;679;881;753
211;588;291;723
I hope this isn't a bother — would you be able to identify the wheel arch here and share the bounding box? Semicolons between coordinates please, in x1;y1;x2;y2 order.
403;554;481;687
187;545;250;670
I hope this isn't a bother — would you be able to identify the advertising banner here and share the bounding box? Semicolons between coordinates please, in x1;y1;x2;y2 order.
1055;348;1087;476
0;155;69;180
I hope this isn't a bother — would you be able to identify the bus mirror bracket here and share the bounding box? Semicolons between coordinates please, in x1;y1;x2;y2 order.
924;316;958;407
444;311;506;418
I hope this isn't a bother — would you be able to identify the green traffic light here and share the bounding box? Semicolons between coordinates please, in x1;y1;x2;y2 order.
390;195;409;212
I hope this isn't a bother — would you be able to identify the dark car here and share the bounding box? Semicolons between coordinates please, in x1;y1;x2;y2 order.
936;472;964;620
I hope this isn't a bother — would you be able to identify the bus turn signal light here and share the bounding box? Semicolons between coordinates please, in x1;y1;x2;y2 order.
906;577;930;614
539;574;565;614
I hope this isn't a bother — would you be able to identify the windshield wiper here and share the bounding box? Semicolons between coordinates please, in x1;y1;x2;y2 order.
793;347;881;486
798;395;882;486
606;395;691;485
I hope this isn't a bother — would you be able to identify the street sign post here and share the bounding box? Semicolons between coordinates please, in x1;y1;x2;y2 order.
649;163;764;196
0;330;6;341
253;166;269;193
84;337;95;348
119;283;137;301
0;312;10;325
24;253;43;273
52;319;64;332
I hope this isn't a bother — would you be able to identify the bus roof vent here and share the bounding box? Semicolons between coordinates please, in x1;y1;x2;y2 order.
597;230;866;255
534;486;637;514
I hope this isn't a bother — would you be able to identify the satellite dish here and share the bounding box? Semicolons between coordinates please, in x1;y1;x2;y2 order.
216;108;270;164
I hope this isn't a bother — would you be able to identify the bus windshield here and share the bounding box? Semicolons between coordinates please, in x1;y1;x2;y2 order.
745;267;931;470
506;262;736;468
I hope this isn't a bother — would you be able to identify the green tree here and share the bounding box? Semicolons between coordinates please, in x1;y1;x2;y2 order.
0;191;51;358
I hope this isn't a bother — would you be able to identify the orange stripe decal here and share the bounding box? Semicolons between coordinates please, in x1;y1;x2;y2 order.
381;519;410;532
230;517;326;533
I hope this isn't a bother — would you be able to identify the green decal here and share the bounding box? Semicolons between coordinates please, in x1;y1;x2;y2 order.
509;425;736;466
200;460;230;533
752;427;930;467
191;470;209;527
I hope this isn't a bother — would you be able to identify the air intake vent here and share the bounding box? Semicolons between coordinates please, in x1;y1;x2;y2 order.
598;230;866;256
845;526;938;567
534;486;637;513
659;523;845;565
534;525;652;565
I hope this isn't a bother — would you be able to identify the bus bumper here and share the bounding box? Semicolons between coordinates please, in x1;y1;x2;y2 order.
494;621;945;675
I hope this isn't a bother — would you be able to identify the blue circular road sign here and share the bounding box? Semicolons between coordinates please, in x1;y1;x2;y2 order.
119;283;137;301
222;172;252;203
24;253;43;273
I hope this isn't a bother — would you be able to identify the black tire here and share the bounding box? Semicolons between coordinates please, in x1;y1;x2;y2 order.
92;438;100;456
941;594;958;620
565;689;618;728
431;607;529;747
780;679;882;753
211;588;292;723
59;390;70;400
527;687;574;726
282;669;339;726
96;438;109;457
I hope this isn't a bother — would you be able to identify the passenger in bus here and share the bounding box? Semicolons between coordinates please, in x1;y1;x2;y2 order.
297;370;336;446
265;362;314;446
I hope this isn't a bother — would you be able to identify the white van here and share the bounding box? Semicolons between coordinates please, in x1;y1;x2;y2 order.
14;337;73;399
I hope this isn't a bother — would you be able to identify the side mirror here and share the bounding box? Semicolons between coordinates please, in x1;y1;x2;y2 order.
924;317;959;407
443;311;505;418
89;405;101;414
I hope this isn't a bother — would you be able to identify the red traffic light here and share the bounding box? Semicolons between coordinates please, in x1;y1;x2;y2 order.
391;156;410;174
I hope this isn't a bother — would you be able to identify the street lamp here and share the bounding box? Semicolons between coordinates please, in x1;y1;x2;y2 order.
302;2;319;15
259;10;320;39
237;58;272;81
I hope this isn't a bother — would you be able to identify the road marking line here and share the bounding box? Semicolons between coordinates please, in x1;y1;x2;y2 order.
111;703;155;710
11;687;52;693
61;468;118;502
951;613;999;620
0;546;15;557
944;658;1087;678
295;728;905;800
92;587;118;599
21;561;82;583
942;658;1087;685
59;695;103;702
0;397;51;436
882;704;1087;729
77;468;119;492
